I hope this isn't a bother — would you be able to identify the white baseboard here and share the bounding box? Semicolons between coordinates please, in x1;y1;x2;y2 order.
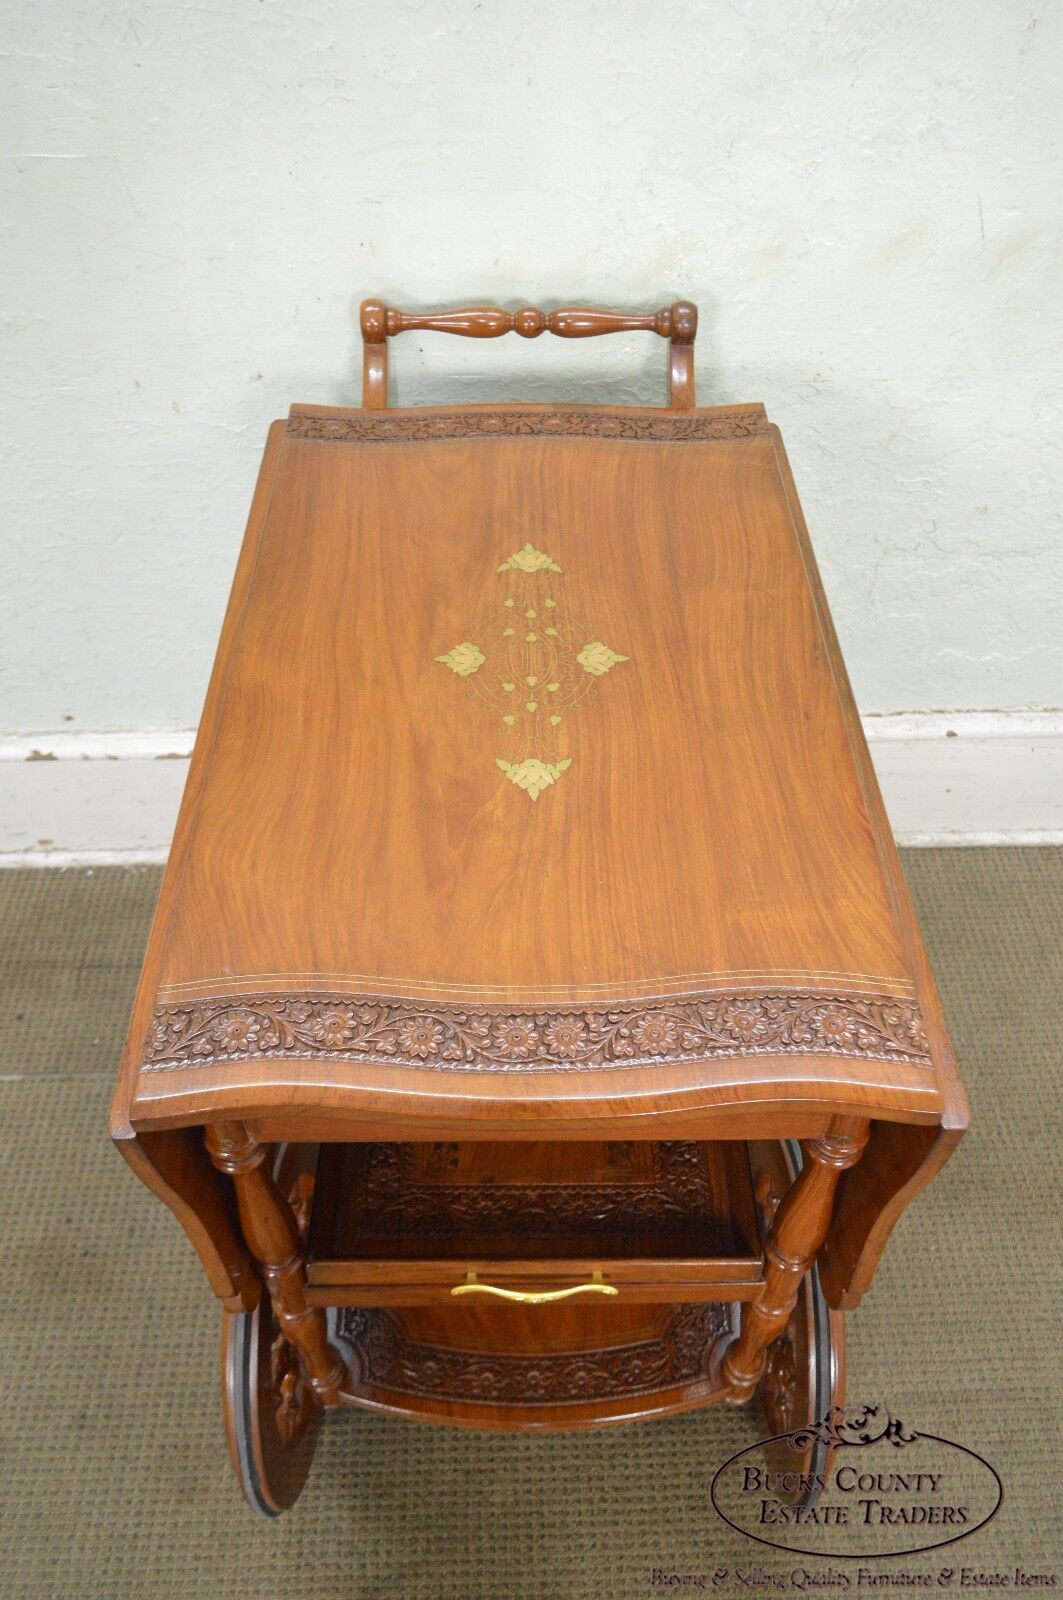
1;713;1060;866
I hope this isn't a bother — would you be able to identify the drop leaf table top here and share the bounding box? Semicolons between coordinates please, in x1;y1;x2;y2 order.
110;303;967;1332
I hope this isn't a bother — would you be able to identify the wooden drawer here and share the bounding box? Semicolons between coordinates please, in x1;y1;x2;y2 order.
305;1139;763;1306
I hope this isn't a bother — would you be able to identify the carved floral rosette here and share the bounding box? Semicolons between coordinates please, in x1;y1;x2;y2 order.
143;988;931;1074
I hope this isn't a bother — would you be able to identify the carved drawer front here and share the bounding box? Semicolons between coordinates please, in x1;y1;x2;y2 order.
305;1139;763;1306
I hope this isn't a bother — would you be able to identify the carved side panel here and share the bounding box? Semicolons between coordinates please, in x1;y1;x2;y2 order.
354;1140;717;1242
335;1302;733;1407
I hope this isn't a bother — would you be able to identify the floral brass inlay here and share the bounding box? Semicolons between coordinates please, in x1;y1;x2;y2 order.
434;542;630;798
576;641;629;676
497;542;562;575
495;757;571;800
434;642;485;677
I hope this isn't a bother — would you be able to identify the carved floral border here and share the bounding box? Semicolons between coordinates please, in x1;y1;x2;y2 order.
335;1300;732;1405
285;405;769;445
143;988;931;1074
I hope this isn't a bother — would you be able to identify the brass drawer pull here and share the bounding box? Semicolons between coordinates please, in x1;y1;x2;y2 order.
451;1270;618;1305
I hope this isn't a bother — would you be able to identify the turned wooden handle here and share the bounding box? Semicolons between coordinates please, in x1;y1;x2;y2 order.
359;297;697;409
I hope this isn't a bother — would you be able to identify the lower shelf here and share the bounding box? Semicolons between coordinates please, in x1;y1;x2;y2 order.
222;1141;845;1513
331;1297;737;1430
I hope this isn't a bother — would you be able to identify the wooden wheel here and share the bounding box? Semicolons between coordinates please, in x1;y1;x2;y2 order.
220;1144;322;1516
750;1138;846;1506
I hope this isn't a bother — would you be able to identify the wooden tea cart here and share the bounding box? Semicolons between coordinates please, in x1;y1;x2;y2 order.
110;297;968;1514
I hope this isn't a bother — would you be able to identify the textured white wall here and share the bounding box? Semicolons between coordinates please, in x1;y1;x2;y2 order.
1;0;1060;735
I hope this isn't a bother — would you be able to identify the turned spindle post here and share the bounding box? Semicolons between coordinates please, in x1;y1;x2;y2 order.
723;1116;869;1404
359;297;698;408
205;1122;348;1409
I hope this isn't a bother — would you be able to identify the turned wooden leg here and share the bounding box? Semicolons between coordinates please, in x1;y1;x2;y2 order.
723;1116;868;1405
205;1122;348;1409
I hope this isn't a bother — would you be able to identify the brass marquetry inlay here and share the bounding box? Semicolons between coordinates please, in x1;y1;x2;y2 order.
435;543;629;799
434;641;485;677
497;542;562;575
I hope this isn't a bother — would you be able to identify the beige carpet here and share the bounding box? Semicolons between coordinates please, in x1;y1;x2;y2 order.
0;852;1060;1598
